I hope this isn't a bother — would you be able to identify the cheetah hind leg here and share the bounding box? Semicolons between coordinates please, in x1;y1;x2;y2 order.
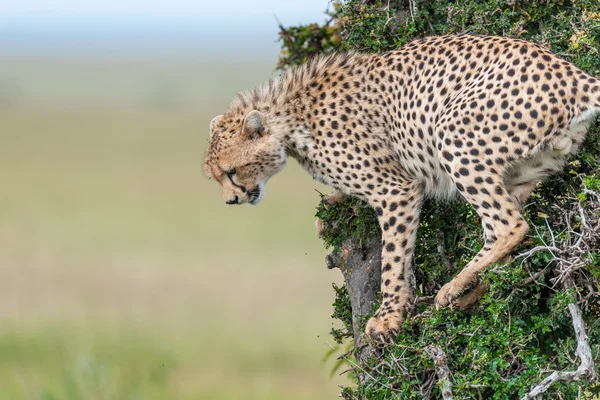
435;177;529;308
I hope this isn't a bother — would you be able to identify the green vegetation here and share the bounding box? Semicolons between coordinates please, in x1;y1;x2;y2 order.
280;0;600;398
316;196;379;249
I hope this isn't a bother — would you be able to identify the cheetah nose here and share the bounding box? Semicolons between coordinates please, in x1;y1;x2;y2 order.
226;196;239;205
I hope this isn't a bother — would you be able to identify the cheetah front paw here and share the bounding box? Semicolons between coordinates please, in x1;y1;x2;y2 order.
365;309;404;343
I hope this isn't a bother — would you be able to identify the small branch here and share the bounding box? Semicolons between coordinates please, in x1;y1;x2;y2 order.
325;340;403;394
408;0;419;22
521;303;596;399
517;180;599;399
425;346;454;400
417;295;435;305
515;245;561;260
437;231;456;270
274;14;293;43
520;263;552;286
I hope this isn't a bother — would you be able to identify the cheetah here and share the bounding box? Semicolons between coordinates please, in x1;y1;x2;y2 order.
204;35;600;341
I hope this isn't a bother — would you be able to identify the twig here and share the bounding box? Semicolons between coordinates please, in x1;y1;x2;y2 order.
408;0;419;22
520;262;552;286
437;231;456;270
515;245;561;260
521;303;596;399
417;295;435;305
425;345;454;400
324;340;403;393
274;15;289;39
520;182;599;398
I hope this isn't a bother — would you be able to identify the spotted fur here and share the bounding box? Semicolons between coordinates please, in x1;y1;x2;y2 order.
204;35;600;340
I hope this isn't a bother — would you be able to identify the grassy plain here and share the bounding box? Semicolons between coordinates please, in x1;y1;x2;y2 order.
0;58;343;399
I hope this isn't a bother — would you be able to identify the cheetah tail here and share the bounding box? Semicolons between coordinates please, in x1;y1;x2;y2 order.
593;79;600;108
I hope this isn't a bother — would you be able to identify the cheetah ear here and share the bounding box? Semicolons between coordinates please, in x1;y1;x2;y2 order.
242;110;267;139
209;115;223;138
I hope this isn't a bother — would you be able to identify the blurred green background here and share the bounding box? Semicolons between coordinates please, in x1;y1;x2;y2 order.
0;1;344;399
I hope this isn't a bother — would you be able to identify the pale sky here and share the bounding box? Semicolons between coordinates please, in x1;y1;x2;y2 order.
0;0;329;22
0;0;332;56
1;0;328;18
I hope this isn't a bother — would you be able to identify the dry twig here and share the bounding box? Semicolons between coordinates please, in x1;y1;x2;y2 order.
521;303;596;399
519;183;599;399
425;345;454;400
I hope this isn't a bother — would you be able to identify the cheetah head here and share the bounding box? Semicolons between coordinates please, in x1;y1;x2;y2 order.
204;110;286;205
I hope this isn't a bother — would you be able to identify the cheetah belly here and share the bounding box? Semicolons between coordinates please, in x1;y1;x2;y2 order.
421;164;459;201
394;144;459;201
505;109;598;199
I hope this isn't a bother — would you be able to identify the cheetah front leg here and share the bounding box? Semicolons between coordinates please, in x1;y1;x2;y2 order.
365;181;423;341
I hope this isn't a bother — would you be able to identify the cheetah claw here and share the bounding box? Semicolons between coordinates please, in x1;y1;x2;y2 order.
434;281;462;309
365;310;404;343
435;274;479;309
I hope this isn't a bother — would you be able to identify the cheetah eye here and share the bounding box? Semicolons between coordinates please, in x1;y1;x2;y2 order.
225;168;236;176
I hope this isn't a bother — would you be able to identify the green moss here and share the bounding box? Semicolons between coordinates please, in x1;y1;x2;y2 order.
330;283;354;344
315;196;379;249
276;3;343;70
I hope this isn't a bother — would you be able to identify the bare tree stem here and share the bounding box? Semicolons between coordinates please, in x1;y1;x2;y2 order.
426;345;454;400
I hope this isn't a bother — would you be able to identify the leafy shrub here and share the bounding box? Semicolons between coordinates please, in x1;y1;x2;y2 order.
279;1;600;398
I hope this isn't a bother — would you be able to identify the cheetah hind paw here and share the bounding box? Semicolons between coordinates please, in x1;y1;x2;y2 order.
316;190;349;238
321;190;348;207
434;273;479;309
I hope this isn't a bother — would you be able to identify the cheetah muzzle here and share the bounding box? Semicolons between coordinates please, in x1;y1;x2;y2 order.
204;34;600;342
